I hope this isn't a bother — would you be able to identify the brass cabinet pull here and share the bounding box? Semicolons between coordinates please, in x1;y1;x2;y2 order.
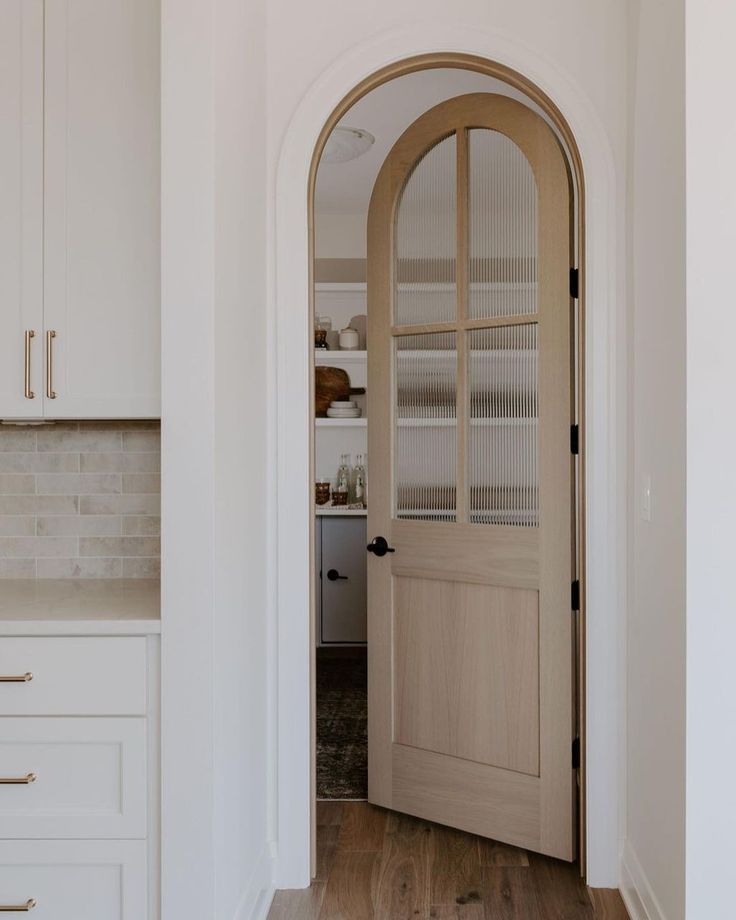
23;331;35;399
0;773;36;785
0;673;33;683
0;901;36;912
46;330;57;399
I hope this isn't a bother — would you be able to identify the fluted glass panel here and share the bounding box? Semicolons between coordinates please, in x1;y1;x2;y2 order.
468;130;538;319
468;325;538;526
395;134;456;325
395;333;457;521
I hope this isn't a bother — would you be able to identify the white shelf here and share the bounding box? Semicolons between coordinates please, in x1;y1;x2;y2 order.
315;507;367;517
315;417;367;428
314;349;367;363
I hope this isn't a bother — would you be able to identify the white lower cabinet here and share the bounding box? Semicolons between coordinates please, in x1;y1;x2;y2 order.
0;632;159;919
0;718;146;839
0;840;147;919
319;516;367;644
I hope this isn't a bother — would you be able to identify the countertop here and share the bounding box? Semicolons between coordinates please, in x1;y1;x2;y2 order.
0;579;160;635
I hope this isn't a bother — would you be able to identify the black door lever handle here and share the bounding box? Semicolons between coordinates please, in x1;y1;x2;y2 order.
326;569;348;581
367;536;395;557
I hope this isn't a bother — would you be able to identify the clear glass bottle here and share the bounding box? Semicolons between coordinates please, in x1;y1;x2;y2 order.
353;454;366;508
336;453;351;495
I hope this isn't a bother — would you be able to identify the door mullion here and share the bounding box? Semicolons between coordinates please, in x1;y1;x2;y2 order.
456;127;469;523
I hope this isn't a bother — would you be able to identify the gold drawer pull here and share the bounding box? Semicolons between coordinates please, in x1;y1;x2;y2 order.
0;900;36;912
46;330;57;399
24;331;35;400
0;673;33;683
0;773;36;785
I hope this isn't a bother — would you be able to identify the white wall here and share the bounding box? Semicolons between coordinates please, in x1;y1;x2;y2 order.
686;2;736;917
162;1;272;918
623;2;686;918
267;0;630;892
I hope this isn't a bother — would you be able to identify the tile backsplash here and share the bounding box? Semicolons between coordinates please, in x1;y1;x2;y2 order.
0;422;160;579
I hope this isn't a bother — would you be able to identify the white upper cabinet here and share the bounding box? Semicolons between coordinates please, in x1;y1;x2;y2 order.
0;1;44;418
0;0;161;420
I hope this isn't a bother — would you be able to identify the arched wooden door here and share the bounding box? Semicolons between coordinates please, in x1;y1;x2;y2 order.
366;93;575;860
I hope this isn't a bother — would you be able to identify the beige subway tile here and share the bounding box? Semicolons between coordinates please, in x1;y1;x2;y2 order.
0;517;36;537
0;537;77;558
36;473;121;495
81;452;160;473
37;557;123;579
0;430;36;452
36;515;120;537
0;452;79;473
122;431;160;452
0;495;78;515
82;420;160;431
0;474;36;495
122;473;160;494
79;536;160;557
122;515;161;536
81;494;160;516
0;558;36;577
123;557;161;578
37;429;122;452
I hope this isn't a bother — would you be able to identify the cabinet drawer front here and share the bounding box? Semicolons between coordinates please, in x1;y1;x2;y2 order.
0;840;146;919
0;637;146;715
0;718;146;839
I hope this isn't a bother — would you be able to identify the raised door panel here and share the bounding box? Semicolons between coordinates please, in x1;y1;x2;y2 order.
0;840;147;919
43;0;161;418
0;0;44;418
0;718;146;839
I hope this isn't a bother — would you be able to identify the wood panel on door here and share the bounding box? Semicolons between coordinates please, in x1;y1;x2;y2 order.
367;94;575;860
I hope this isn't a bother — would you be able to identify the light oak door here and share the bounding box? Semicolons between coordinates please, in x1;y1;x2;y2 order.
367;94;575;860
0;0;44;418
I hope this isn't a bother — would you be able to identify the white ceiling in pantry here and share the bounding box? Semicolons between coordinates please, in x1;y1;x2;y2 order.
314;67;556;217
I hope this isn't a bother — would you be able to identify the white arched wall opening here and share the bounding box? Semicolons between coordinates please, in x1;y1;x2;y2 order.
272;26;625;891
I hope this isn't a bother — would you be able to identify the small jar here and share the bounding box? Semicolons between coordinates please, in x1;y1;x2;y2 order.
331;488;348;506
339;327;359;350
315;480;331;505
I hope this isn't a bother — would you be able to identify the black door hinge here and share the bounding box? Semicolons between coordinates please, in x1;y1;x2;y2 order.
571;580;580;611
570;424;579;455
570;268;579;299
572;737;581;770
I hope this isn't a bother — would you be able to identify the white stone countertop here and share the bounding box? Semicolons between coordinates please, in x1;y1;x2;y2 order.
0;579;160;635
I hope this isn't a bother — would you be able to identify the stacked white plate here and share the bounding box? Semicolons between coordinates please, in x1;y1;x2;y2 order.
326;400;362;418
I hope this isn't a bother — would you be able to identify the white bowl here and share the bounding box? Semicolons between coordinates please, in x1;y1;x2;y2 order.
330;400;357;408
326;408;362;418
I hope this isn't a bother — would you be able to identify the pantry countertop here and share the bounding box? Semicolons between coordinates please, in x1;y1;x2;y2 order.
0;579;160;635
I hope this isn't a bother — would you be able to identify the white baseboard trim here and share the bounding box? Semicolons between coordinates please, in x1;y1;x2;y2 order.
233;844;276;920
620;839;667;920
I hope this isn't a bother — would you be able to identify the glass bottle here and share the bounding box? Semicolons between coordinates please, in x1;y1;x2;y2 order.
353;454;366;508
336;453;351;495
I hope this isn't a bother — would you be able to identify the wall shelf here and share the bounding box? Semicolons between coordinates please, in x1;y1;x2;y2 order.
315;507;367;517
315;417;367;428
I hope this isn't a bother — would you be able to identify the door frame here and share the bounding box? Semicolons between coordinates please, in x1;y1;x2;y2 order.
274;36;625;891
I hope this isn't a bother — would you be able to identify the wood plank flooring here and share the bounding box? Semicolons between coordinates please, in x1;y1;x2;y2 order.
268;802;629;920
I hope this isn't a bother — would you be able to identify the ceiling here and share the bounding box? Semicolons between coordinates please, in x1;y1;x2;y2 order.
314;68;555;216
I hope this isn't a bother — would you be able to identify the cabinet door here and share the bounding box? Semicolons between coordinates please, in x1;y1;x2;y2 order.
321;517;367;643
0;1;44;418
43;0;161;418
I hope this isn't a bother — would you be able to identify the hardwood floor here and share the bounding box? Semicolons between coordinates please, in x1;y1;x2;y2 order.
268;803;629;920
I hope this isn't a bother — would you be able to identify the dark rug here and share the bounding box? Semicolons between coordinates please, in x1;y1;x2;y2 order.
316;648;367;799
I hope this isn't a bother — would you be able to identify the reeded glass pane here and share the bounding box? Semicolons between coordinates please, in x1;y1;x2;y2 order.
395;134;456;325
468;325;538;526
469;130;538;319
395;333;457;521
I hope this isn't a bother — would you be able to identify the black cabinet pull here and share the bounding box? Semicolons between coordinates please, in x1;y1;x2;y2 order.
326;569;348;581
367;536;395;557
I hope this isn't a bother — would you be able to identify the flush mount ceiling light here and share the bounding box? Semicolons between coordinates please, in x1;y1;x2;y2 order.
322;126;375;164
